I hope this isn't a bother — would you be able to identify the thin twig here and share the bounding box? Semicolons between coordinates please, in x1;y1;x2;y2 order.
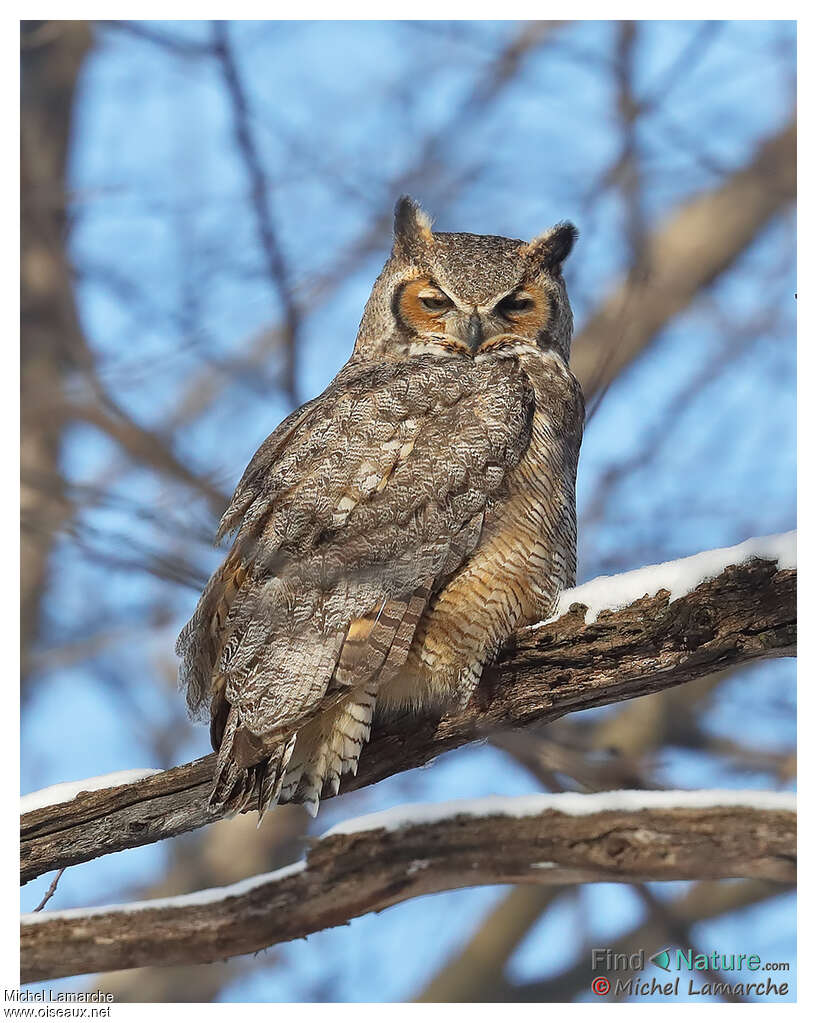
33;868;66;912
212;21;301;406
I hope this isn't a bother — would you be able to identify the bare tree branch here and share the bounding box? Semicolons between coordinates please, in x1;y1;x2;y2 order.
21;543;795;884
571;117;796;399
98;20;216;57
629;883;747;1003
21;792;795;983
61;399;229;514
212;21;301;405
498;878;792;1002
20;20;93;684
90;805;309;1002
31;867;66;913
416;883;566;1002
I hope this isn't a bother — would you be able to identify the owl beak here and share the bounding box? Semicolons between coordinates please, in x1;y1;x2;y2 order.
466;312;484;351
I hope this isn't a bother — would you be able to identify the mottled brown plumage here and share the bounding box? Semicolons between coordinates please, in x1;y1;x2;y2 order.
177;197;584;818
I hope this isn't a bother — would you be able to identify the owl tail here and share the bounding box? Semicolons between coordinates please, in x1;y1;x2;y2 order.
279;686;377;817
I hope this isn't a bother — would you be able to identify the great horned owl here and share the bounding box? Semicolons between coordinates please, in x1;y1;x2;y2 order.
177;197;584;819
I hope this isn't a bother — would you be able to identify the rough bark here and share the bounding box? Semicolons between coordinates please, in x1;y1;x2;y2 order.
21;798;795;983
21;555;794;885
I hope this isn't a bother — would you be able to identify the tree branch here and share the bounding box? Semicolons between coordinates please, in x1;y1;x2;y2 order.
21;791;795;983
416;883;566;1002
21;536;795;885
212;21;302;406
20;20;93;685
571;117;796;399
498;877;792;1002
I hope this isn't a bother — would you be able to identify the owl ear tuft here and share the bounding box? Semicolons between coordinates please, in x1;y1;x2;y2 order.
393;195;434;259
522;221;578;271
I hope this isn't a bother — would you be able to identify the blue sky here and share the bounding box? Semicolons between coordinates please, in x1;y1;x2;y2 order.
21;20;796;1002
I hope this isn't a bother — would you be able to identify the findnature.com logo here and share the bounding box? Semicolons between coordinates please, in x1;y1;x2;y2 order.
591;947;791;999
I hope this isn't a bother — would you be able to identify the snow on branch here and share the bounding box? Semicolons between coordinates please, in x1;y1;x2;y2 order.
547;531;795;625
322;788;796;837
21;534;796;885
20;769;163;816
21;790;796;982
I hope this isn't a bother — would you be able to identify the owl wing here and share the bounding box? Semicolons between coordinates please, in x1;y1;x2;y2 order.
177;354;535;781
175;393;322;731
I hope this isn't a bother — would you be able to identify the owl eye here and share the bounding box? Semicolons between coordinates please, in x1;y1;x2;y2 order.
497;293;534;317
419;293;453;313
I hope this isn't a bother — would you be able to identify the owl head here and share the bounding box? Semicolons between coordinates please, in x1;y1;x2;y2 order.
354;196;577;362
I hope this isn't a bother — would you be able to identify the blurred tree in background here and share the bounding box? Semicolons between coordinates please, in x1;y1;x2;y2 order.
20;19;795;1003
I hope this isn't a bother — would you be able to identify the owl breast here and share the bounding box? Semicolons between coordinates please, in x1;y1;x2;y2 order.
377;345;584;714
